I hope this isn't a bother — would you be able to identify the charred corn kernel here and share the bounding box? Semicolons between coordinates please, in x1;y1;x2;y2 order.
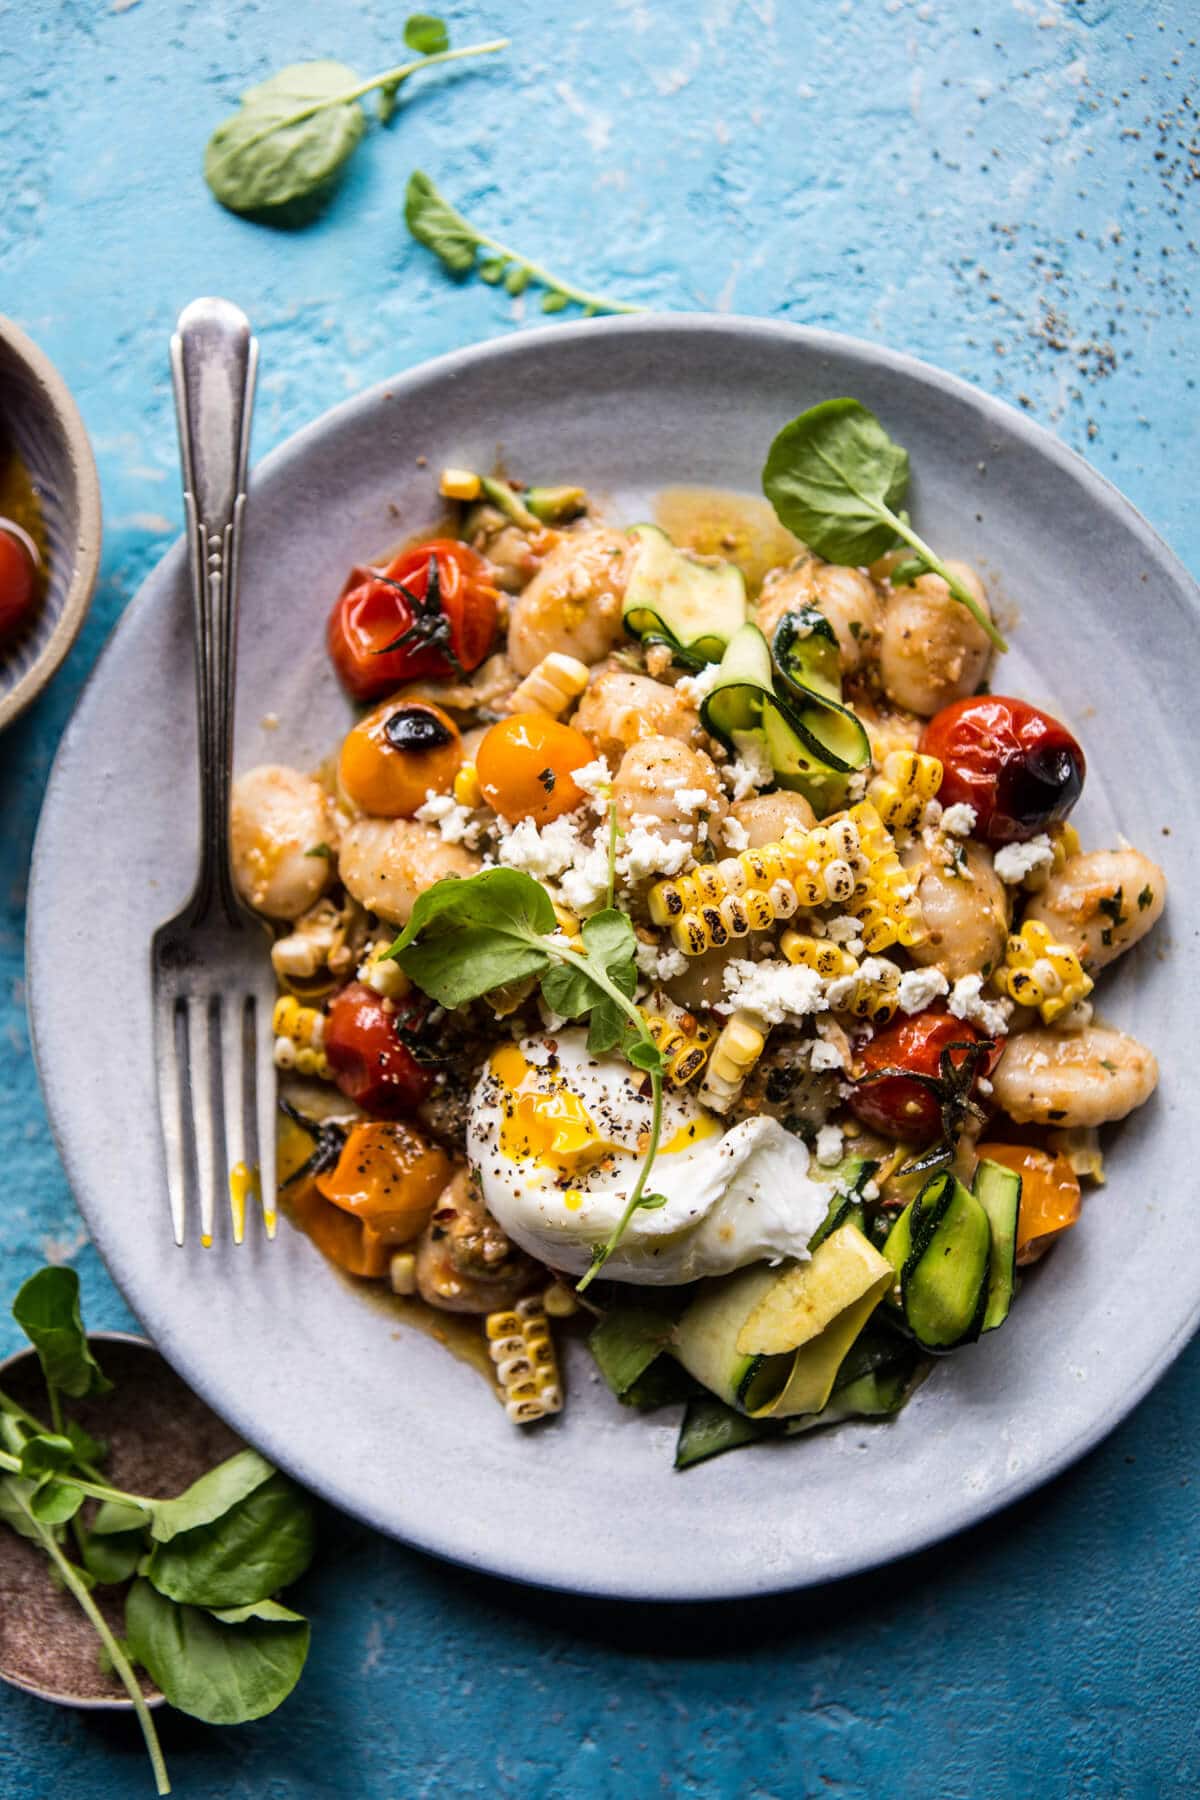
839;802;927;951
389;1252;417;1296
640;1009;714;1087
867;751;944;832
838;957;902;1023
743;889;775;931
272;995;332;1075
438;466;482;501
1047;1125;1106;1186
453;761;483;808
995;919;1093;1024
699;1011;764;1114
552;903;582;941
487;1301;563;1423
508;652;590;719
543;1279;580;1318
359;941;411;1000
781;931;858;980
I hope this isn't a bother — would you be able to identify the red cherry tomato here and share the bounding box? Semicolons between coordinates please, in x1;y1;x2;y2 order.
0;523;40;639
920;696;1085;845
327;540;499;703
323;982;434;1118
848;1010;1000;1145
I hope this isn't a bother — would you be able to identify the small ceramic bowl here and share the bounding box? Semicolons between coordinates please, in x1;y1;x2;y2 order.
0;1332;242;1709
0;316;102;731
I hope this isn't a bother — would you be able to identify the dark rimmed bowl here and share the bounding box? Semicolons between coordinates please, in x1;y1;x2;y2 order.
0;316;102;731
0;1331;241;1708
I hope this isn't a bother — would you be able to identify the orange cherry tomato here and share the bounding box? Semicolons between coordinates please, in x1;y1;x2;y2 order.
975;1141;1081;1265
339;699;462;817
476;712;596;824
316;1121;451;1246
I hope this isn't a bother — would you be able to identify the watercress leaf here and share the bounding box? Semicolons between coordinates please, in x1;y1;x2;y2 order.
205;61;365;214
478;257;509;284
125;1580;310;1725
81;1528;146;1586
762;398;910;566
635;1192;669;1212
585;1001;627;1057
505;264;531;295
0;1414;28;1455
541;909;636;1042
626;1038;665;1074
65;1419;107;1467
541;291;570;314
92;1498;153;1536
888;555;930;586
404;13;450;54
29;1479;84;1525
580;908;637;973
18;1433;76;1477
391;869;555;1005
147;1448;276;1545
12;1266;112;1399
0;1474;44;1543
405;169;481;276
145;1473;315;1608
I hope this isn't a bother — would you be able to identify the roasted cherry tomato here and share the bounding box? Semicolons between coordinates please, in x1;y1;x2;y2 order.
339;698;462;817
323;982;435;1118
327;539;499;702
0;521;40;639
920;696;1085;845
316;1121;451;1244
848;1010;1001;1145
476;712;596;825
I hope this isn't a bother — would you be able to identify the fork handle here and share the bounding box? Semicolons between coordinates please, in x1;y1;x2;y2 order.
171;298;258;924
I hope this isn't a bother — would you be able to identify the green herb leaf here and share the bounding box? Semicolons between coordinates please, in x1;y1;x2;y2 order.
391;868;556;1004
145;1473;316;1608
405;170;642;314
92;1498;154;1536
18;1432;77;1478
125;1580;310;1725
146;1447;276;1545
763;399;1006;651
12;1267;112;1399
81;1528;146;1587
64;1419;107;1467
626;1038;666;1075
205;61;367;213
404;13;450;54
29;1479;84;1525
0;1475;43;1543
304;841;333;860
539;908;637;1049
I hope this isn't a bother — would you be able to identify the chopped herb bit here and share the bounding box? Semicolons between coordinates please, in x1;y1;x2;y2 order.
1098;889;1127;928
538;766;556;793
1137;884;1154;911
1100;1059;1117;1074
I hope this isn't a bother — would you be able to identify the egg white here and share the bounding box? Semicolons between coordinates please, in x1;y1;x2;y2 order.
467;1029;836;1284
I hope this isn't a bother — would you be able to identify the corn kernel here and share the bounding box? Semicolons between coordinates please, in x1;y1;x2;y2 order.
867;750;944;832
389;1253;417;1296
487;1302;563;1422
995;919;1093;1024
508;652;590;719
439;466;482;501
699;1011;764;1114
453;761;483;808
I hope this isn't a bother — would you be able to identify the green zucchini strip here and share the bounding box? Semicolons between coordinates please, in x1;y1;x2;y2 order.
621;523;747;664
883;1170;992;1352
974;1158;1022;1332
771;607;872;776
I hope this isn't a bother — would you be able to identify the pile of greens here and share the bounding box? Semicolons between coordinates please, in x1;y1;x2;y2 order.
0;1268;315;1796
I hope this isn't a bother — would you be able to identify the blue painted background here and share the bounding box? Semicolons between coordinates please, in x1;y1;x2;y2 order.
2;1;1198;1794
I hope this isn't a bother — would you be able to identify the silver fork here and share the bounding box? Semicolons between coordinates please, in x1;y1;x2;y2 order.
151;297;277;1249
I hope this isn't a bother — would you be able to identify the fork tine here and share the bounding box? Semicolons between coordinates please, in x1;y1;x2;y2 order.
188;994;221;1248
156;994;190;1247
253;990;278;1239
221;994;249;1244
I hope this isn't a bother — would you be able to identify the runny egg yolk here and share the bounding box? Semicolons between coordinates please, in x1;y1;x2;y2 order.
660;1115;722;1156
491;1045;619;1176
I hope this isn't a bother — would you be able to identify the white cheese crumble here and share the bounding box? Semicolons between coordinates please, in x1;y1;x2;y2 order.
896;967;950;1014
940;803;978;837
571;758;613;814
675;663;723;706
720;958;827;1026
947;973;1012;1037
921;798;944;831
619;823;691;882
810;1039;845;1072
496;813;583;880
414;789;486;848
723;739;774;800
993;834;1055;885
557;844;611;913
721;814;750;852
674;787;712;816
635;940;689;983
815;1123;845;1167
825;916;865;954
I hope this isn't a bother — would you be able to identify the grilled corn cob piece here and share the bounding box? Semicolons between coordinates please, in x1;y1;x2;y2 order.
866;750;944;833
699;1012;764;1113
840;801;927;952
271;995;332;1078
486;1296;563;1423
779;930;859;981
640;1007;714;1086
995;918;1094;1023
507;652;590;719
649;819;866;955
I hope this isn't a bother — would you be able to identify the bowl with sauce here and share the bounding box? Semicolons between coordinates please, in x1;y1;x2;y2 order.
0;316;102;731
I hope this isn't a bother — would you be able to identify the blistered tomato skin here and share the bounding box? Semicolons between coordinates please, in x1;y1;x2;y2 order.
327;540;499;702
476;712;596;825
0;524;39;639
339;699;462;817
848;1011;1001;1145
920;696;1085;845
323;982;435;1118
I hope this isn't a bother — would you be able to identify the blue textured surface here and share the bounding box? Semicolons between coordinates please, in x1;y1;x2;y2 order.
2;1;1198;1794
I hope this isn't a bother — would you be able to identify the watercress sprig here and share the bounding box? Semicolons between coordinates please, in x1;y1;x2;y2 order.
204;18;508;216
762;398;1007;653
0;1269;317;1794
388;868;665;1285
405;171;643;316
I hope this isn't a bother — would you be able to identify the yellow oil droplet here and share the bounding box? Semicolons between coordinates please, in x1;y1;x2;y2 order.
563;1190;583;1212
660;1114;722;1155
263;1209;278;1236
200;1234;213;1249
229;1161;260;1243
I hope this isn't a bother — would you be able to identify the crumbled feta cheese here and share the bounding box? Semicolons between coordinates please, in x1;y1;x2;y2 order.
896;967;950;1014
721;814;750;852
846;770;868;802
815;1123;845;1167
619;824;691;882
921;798;944;831
823;973;860;1011
723;738;774;800
993;834;1055;885
810;1039;845;1072
720;958;827;1026
414;789;486;848
861;1178;881;1200
825;915;860;945
571;758;613;814
858;956;899;987
941;803;978;837
496;813;584;880
557;844;611;913
635;940;689;983
947;973;1012;1037
674;787;712;815
675;663;723;706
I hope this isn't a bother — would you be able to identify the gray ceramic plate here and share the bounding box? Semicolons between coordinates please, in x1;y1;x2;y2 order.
27;318;1199;1600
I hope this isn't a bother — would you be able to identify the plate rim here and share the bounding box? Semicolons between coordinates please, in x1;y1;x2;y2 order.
26;314;1200;1601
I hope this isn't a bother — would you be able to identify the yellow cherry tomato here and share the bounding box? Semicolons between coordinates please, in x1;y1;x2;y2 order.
476;712;596;824
339;699;462;817
975;1141;1082;1266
